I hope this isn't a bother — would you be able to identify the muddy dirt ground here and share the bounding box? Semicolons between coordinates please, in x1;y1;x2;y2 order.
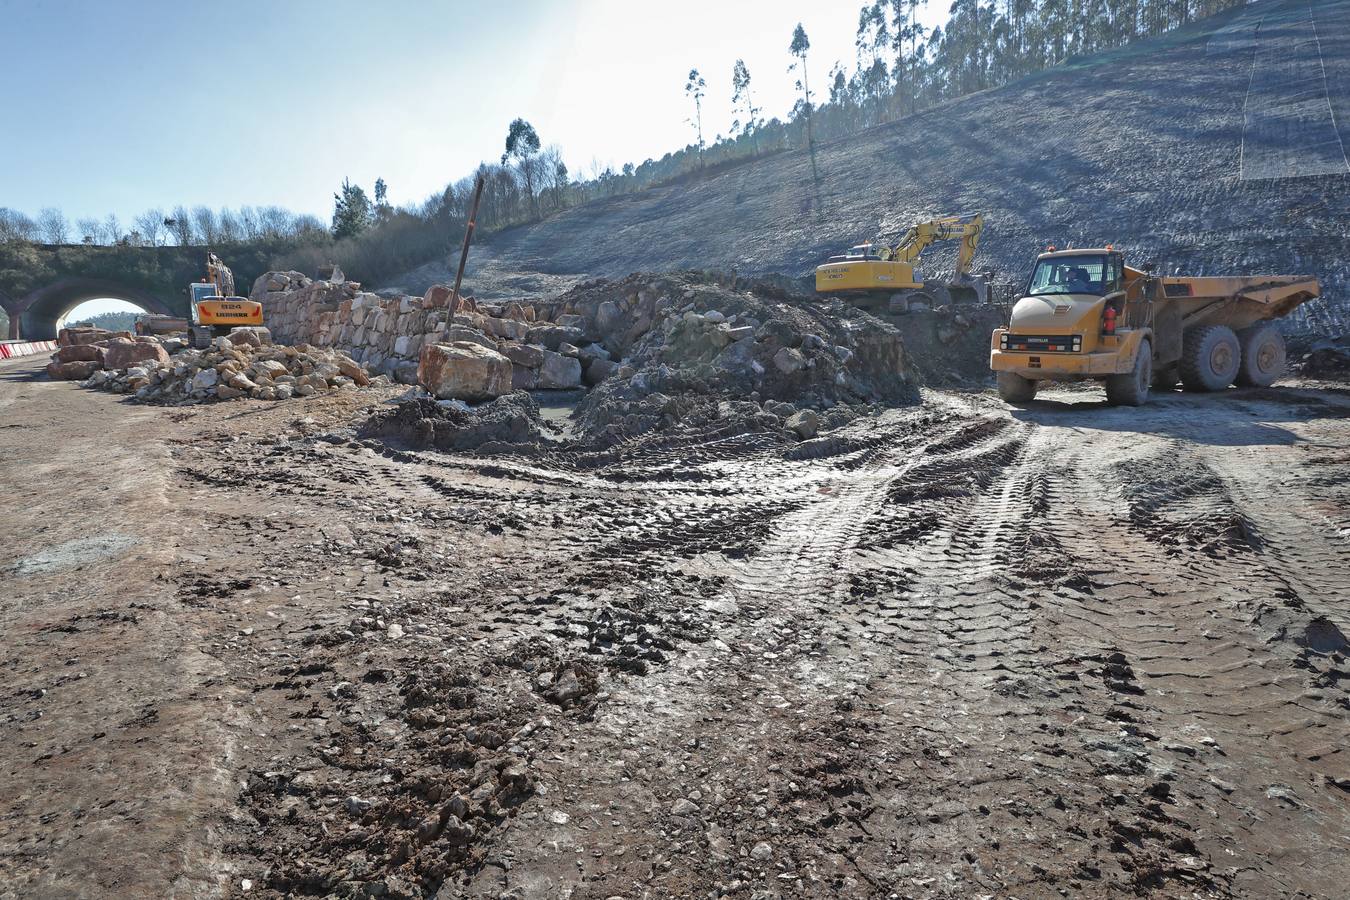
2;352;1348;899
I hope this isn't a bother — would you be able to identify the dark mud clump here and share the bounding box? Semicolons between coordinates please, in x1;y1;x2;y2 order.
359;393;545;452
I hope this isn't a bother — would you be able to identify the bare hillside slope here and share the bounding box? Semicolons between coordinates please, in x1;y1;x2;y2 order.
395;0;1349;335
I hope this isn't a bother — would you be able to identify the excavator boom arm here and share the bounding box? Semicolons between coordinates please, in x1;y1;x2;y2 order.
887;213;983;276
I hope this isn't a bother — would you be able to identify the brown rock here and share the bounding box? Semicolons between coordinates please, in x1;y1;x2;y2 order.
104;339;170;370
52;344;105;364
336;356;370;386
499;342;546;369
46;360;99;380
61;327;129;346
417;342;512;401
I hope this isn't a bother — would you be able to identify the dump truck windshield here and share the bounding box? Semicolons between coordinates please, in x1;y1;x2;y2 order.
1028;255;1108;295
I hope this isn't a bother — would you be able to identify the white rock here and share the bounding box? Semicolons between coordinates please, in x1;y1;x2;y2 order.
191;368;219;391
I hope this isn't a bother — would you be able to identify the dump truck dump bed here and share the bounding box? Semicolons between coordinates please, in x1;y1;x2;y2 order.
1128;269;1320;329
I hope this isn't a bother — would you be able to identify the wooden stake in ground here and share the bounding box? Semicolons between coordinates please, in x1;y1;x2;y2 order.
452;172;487;304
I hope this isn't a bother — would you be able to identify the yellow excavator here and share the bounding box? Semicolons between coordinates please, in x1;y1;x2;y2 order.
815;213;987;312
187;253;263;349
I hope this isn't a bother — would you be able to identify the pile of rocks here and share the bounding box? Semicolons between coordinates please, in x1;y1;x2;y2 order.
559;272;914;441
359;393;545;452
45;326;171;381
85;330;373;404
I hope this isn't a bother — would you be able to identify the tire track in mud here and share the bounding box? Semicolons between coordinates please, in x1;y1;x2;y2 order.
1010;391;1350;898
193;386;1350;898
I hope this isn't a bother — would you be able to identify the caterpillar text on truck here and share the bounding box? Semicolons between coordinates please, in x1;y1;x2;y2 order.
187;252;264;349
989;246;1320;406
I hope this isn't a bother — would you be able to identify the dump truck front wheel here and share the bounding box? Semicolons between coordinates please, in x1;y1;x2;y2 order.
1105;339;1152;406
997;372;1037;404
1235;323;1285;388
1180;325;1240;391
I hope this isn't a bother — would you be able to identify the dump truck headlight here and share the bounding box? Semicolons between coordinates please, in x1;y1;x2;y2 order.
1072;335;1082;350
999;334;1009;350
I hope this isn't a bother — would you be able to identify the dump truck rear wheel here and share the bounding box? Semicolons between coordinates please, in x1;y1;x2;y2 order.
997;372;1037;404
1235;323;1285;387
1105;339;1152;406
1180;324;1240;391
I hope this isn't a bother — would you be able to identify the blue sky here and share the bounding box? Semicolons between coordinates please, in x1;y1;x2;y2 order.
2;0;942;223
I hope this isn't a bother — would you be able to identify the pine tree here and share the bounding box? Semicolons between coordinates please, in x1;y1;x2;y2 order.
332;178;373;239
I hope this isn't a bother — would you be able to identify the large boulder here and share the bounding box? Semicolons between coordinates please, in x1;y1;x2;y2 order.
59;326;121;347
444;325;499;352
536;351;583;389
595;300;623;336
46;360;100;381
418;341;512;401
423;284;457;309
785;409;820;439
52;344;105;364
526;325;586;351
104;338;169;370
583;357;619;386
499;342;546;369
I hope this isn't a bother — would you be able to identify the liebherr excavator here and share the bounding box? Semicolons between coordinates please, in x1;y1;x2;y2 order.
814;213;987;312
187;253;263;349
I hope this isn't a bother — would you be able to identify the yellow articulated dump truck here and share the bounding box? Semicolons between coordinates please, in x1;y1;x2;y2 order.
990;246;1320;406
187;253;264;349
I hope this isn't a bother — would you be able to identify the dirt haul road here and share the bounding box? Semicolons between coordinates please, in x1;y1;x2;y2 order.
1;352;1348;899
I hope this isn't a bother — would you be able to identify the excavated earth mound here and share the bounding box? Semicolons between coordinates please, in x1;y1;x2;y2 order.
364;272;913;451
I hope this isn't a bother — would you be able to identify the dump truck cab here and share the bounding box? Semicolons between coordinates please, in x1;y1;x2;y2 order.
996;248;1140;360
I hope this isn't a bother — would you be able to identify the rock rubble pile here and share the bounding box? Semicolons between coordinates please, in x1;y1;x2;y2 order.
83;330;373;404
359;271;914;450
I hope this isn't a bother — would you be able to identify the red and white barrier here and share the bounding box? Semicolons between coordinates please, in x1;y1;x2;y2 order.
0;340;58;359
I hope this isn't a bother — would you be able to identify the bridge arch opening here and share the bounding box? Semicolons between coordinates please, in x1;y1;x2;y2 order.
61;298;153;331
14;279;176;341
